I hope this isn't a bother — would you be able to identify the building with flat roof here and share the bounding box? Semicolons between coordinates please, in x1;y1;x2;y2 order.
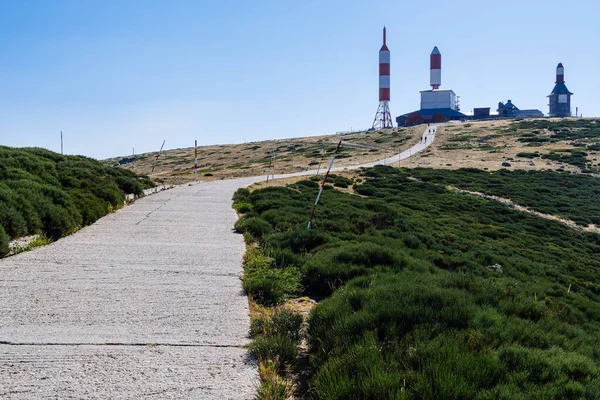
395;47;466;126
420;89;459;111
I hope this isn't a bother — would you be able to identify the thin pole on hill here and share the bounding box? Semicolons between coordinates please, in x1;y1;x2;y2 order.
316;149;326;176
61;131;63;155
194;140;198;181
132;147;135;172
151;140;166;173
266;149;275;186
307;139;343;230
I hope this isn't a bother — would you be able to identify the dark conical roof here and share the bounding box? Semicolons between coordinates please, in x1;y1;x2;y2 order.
548;83;573;96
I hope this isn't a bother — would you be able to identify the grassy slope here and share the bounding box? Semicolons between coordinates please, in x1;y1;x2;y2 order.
103;127;421;184
234;166;600;399
398;168;600;228
0;146;153;257
103;118;600;185
421;118;600;173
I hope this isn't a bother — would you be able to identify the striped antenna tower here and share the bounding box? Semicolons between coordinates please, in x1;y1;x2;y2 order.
194;140;198;181
430;46;441;90
372;27;393;129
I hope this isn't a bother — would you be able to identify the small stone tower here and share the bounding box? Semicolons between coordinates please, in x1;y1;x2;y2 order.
548;63;573;117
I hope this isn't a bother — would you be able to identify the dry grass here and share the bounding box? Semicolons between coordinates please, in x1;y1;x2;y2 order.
400;119;588;173
104;119;599;184
104;126;423;184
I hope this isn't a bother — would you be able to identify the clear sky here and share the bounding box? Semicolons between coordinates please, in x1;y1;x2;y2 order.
0;0;598;159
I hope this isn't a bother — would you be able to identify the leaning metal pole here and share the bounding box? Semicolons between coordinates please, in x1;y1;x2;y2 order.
307;139;343;230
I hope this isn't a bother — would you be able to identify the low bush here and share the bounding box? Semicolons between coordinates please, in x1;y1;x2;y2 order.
234;217;273;239
250;308;303;343
243;267;300;306
233;202;253;213
0;146;153;252
0;225;9;257
235;162;600;398
115;175;143;196
242;249;300;305
516;152;540;158
302;243;406;296
232;187;250;202
271;308;303;342
249;335;298;371
295;179;319;188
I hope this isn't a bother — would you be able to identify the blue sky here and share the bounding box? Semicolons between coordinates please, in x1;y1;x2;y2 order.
0;0;598;159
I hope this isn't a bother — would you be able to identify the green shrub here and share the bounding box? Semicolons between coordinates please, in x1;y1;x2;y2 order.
295;179;319;188
233;202;253;213
0;204;28;238
39;203;77;240
0;225;9;257
302;243;406;296
269;248;302;269
248;335;298;368
279;228;330;254
234;217;273;238
115;175;143;196
232;187;250;202
308;272;474;363
311;333;409;400
235;158;600;397
0;146;152;253
243;231;255;244
243;267;300;306
256;377;289;400
250;308;303;343
250;316;272;338
271;308;303;342
516;152;541;158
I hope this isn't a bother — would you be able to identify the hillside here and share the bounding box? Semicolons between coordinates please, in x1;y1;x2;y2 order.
234;165;600;399
0;146;154;257
105;119;600;184
103;126;423;184
405;118;600;173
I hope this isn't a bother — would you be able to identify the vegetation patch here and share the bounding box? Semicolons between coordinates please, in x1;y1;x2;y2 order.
0;146;153;255
541;149;588;168
515;152;541;158
235;165;600;399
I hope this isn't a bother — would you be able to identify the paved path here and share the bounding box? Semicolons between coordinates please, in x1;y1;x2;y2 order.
0;127;435;398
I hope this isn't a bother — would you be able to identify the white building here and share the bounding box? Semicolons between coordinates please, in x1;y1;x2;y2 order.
420;89;459;111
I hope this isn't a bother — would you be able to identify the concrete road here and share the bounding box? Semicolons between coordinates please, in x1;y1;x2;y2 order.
0;127;435;398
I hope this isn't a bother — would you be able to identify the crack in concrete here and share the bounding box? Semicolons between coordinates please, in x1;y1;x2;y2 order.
134;197;175;225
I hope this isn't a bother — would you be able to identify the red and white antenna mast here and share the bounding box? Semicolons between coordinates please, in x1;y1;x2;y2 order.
430;46;441;90
372;27;393;129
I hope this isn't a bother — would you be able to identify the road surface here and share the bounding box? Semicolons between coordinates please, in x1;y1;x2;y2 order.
0;126;435;398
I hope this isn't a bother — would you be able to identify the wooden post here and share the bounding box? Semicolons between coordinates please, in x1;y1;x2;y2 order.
194;140;198;181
